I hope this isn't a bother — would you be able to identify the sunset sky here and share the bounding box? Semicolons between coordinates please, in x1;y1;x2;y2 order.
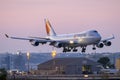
0;0;120;53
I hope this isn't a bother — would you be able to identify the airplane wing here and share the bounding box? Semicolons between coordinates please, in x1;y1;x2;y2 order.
5;34;32;40
101;34;115;42
5;34;52;44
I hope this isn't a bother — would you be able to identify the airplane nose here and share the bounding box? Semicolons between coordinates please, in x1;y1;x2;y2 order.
97;34;101;41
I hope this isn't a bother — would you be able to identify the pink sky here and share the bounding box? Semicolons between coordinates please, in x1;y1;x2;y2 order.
0;0;120;53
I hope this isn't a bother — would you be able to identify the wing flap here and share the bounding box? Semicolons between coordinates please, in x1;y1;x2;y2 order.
29;36;50;40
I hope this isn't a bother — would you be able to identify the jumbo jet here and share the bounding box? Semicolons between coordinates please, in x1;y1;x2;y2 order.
5;19;115;52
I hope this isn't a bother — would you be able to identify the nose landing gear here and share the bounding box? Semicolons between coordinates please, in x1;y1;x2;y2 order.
92;45;96;50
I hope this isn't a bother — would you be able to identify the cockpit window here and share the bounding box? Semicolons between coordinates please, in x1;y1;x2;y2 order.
93;30;98;33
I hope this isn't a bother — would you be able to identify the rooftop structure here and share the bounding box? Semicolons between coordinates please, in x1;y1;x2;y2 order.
37;57;102;75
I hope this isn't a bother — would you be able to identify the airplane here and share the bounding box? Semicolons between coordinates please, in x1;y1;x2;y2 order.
5;19;115;53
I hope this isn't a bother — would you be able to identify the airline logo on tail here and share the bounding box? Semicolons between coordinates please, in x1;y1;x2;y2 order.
45;19;56;36
46;20;51;36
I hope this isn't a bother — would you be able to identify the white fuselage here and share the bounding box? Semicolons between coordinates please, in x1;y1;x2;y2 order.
48;30;101;47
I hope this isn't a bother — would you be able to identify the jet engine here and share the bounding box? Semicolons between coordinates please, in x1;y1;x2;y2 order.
104;41;111;46
54;42;62;48
30;41;39;46
96;43;104;48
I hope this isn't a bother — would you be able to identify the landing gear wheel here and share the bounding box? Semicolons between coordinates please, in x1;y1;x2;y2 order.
81;47;86;53
92;45;96;50
92;47;96;50
67;49;71;52
63;50;66;53
73;49;78;52
63;47;71;52
63;48;67;53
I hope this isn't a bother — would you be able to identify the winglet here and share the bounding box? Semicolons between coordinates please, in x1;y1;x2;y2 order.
5;34;9;38
112;34;115;39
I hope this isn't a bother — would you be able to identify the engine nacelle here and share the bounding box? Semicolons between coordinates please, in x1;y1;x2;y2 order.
54;42;62;48
104;41;111;46
96;43;104;48
30;41;39;46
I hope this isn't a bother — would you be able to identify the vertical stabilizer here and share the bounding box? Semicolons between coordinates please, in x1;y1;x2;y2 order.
45;19;56;36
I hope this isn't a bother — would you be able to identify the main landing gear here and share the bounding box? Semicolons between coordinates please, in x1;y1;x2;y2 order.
73;48;78;52
63;47;78;52
81;47;86;53
63;47;87;53
62;45;97;53
63;47;70;53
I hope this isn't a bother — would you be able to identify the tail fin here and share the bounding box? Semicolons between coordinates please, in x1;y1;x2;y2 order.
45;19;56;36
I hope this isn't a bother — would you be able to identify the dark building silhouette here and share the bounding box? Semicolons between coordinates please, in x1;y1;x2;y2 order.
37;57;102;75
